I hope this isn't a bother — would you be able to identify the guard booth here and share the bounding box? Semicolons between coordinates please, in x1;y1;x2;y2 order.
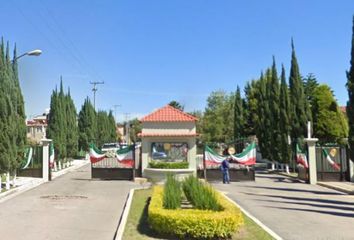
139;105;198;182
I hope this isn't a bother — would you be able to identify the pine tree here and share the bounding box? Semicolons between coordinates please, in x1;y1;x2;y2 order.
303;73;318;122
78;98;97;151
234;86;244;140
347;16;354;162
279;65;292;164
289;39;308;141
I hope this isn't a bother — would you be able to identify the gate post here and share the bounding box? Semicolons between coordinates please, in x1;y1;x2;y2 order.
305;138;318;184
41;138;52;182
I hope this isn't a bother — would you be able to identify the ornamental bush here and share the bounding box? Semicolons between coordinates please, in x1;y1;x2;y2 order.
149;161;189;169
163;174;181;209
182;175;221;211
148;186;243;239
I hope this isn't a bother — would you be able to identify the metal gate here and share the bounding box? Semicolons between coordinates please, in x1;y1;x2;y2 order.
316;145;349;182
17;146;43;178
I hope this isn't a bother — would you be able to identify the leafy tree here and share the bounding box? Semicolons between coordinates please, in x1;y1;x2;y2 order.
347;15;354;160
234;86;244;139
129;118;142;143
78;98;97;151
279;65;292;163
202;91;233;143
313;85;348;143
289;39;308;140
168;100;184;111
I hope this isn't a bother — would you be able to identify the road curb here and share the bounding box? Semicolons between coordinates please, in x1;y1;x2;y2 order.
222;192;283;240
0;160;89;203
52;160;89;180
0;178;45;203
317;182;354;195
114;188;135;240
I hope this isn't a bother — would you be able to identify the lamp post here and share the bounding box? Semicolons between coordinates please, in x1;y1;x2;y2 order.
14;49;42;61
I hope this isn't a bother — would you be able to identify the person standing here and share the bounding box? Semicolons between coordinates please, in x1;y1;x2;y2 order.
221;157;230;184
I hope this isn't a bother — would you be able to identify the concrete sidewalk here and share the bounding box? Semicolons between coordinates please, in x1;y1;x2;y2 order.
0;164;138;240
0;159;89;203
318;181;354;195
214;172;354;240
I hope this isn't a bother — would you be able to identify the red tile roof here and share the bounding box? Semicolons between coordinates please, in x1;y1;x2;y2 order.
138;133;199;137
140;105;198;122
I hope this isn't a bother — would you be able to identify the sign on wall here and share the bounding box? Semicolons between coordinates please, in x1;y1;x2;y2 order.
151;142;188;162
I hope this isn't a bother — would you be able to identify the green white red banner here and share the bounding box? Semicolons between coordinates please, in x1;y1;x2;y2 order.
322;148;340;170
204;142;256;166
296;144;308;168
89;144;134;167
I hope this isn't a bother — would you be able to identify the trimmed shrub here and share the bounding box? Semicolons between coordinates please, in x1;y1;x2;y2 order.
149;161;189;169
182;175;221;211
148;186;244;239
163;174;181;209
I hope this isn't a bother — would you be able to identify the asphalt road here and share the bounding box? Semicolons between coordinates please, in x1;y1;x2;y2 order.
0;164;138;240
214;172;354;240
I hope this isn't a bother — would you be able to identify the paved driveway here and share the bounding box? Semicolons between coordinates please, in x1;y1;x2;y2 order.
214;172;354;240
0;164;138;240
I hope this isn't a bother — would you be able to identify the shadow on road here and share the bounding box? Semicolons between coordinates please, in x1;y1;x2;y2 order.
243;192;354;206
264;205;354;218
240;185;343;195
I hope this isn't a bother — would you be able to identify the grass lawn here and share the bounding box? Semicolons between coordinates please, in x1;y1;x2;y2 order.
123;188;275;240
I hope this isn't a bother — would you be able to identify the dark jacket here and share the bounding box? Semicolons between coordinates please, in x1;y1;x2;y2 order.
221;159;229;170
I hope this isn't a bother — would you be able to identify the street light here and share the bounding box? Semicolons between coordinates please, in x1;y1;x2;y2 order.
14;49;42;61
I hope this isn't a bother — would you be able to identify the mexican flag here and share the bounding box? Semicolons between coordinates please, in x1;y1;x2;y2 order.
322;148;340;171
89;144;134;167
204;142;256;167
49;143;55;168
230;142;257;165
21;147;33;169
296;144;308;169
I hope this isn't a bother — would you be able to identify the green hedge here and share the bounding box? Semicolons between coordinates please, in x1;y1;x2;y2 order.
148;186;244;239
148;161;189;169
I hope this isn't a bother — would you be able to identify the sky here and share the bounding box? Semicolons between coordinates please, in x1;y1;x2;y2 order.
0;0;353;122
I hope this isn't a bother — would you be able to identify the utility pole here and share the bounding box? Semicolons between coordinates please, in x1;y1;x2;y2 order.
113;104;121;123
90;81;104;110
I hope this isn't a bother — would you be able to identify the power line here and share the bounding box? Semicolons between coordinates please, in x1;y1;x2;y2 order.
90;81;104;110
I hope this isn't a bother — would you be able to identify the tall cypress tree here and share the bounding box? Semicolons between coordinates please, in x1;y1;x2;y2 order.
12;44;27;169
269;57;281;162
279;65;292;164
234;86;244;140
346;16;354;161
65;89;78;158
78;97;97;151
0;39;10;174
108;110;117;142
256;72;271;159
289;39;308;140
244;80;258;137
